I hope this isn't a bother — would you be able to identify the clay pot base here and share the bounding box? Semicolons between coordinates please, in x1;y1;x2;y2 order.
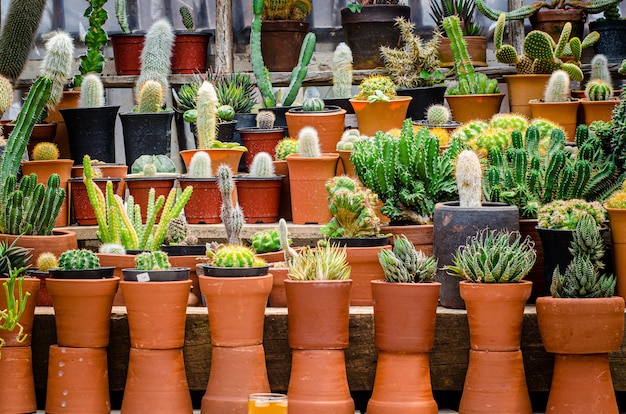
0;346;37;413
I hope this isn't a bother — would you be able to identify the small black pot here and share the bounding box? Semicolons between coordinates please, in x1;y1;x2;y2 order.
323;98;355;114
589;20;626;63
49;266;116;279
328;236;390;248
61;106;120;164
200;264;270;277
119;111;174;171
397;85;447;121
122;267;190;282
161;245;207;257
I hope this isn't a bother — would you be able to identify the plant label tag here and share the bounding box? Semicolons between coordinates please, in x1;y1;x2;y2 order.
136;272;151;282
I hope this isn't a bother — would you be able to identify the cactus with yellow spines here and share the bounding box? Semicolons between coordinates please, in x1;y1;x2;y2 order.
80;74;105;108
355;75;397;101
490;113;529;132
262;0;311;21
136;79;164;113
585;79;613;101
332;42;353;99
196;81;219;149
58;249;100;270
36;252;58;272
275;138;299;160
32;142;60;161
213;244;266;268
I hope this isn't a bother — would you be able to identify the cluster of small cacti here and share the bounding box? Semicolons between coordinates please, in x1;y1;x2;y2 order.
256;111;276;129
165;216;198;246
378;235;438;283
456;150;482;207
302;97;325;112
58;249;100;270
135;251;171;270
274;138;299;160
489;113;529;132
32;142;59;161
196;81;219;149
320;175;382;238
355;75;397;101
213;244;266;268
543;70;571;103
79;74;105;108
336;129;362;151
180;6;194;31
36;252;58;272
538;199;606;230
550;213;616;298
262;0;311;20
249;152;275;177
217;164;244;246
477;0;621;22
332;42;353;99
298;126;321;158
135;19;174;110
188;151;213;178
426;105;451;126
250;229;282;254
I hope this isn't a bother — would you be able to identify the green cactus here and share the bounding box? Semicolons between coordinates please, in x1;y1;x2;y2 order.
251;0;316;108
136;19;174;105
36;252;58;272
135;251;171;270
378;235;438;283
188;151;213;178
351;119;461;224
426;104;451;125
115;0;130;33
0;0;47;82
590;54;612;83
476;0;621;21
336;129;363;150
302;97;325;112
142;162;157;177
32;142;60;161
196;81;219;149
75;0;109;87
332;42;353;99
279;217;298;265
213;244;265;268
256;111;276;129
298;126;321;158
165;217;190;245
180;6;194;31
275;138;299;160
79;74;105;108
217;164;244;246
249;152;275;177
456;150;482;207
217;105;235;121
585;79;613;101
58;249;100;271
136;80;164;113
250;229;281;254
543;70;571;102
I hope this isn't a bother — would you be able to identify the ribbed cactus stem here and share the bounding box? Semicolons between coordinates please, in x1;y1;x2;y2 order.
188;151;213;178
40;32;74;109
249;152;275;177
456;150;482;207
443;16;477;94
426;104;451;125
115;0;130;33
180;6;194;31
256;111;275;129
80;74;105;108
585;79;613;101
58;249;100;270
544;70;571;103
137;80;164;113
217;164;242;245
590;54;612;83
298;126;321;158
332;42;353;99
136;19;174;103
196;81;219;149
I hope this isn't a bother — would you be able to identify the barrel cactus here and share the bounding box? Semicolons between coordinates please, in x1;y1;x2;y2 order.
250;229;281;254
585;79;613;101
275;138;299;160
58;249;100;270
302;97;325;112
135;251;171;271
32;142;59;161
213;244;266;268
256;110;276;129
36;252;58;272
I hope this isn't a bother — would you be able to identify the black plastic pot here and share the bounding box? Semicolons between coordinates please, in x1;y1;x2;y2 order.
589;20;626;63
217;120;238;143
328;236;390;248
397;85;447;121
119;111;174;170
323;98;355;114
49;266;116;280
161;245;207;257
260;106;295;129
200;264;270;277
61;106;120;164
433;201;520;309
122;267;190;282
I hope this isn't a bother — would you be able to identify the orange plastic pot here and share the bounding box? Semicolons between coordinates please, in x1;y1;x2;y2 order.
349;97;412;136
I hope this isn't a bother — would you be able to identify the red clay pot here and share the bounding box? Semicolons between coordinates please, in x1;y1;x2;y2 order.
260;20;309;72
0;230;77;267
342;244;390;306
95;253;137;306
235;175;284;223
71;163;128;196
110;33;144;76
273;160;292;221
178;177;222;224
180;148;244;175
285;107;347;153
171;31;211;74
4;122;58;160
69;177;121;225
239;127;287;171
268;266;289;307
0;346;37;413
124;175;176;221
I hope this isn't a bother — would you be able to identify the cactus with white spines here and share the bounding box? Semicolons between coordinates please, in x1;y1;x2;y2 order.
136;19;174;105
590;54;612;84
249;152;275;177
217;164;244;245
136;79;164;113
332;42;353;99
544;70;571;103
298;126;321;158
80;74;105;108
256;111;276;129
456;150;482;207
426;104;451;126
196;81;219;149
188;151;213;178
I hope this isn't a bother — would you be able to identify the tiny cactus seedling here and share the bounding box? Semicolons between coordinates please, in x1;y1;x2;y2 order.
426;104;451;126
256;110;276;129
249;152;275;177
36;252;58;272
98;243;126;255
135;251;171;270
585;79;613;101
298;126;321;158
80;73;105;108
32;142;59;161
275;138;299;160
188;150;213;178
456;150;482;207
58;249;100;270
544;70;571;103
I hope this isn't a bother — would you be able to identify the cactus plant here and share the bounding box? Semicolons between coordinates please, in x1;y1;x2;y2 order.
378;235;438;283
476;0;621;22
135;19;174;106
213;244;266;267
115;0;131;33
275;138;299;160
98;243;126;255
0;75;13;115
32;142;60;161
590;54;612;83
58;249;100;270
180;6;194;31
250;229;282;254
75;0;109;87
142;162;157;177
426;104;451;126
585;79;613;101
135;251;171;270
302;97;325;112
79;74;105;108
36;252;58;272
262;0;312;20
538;199;606;230
0;266;31;345
217;164;244;246
297;126;321;158
249;152;275;177
136;79;164;113
332;42;353;99
188;151;213;178
287;242;350;281
543;70;571;103
165;216;197;246
196;81;219;148
217;105;235;121
279;217;298;266
355;75;398;101
256;111;276;129
456;150;482;207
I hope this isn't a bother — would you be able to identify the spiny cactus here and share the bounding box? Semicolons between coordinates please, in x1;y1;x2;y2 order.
58;249;100;270
196;81;219;149
36;252;58;272
98;243;126;255
456;150;482;207
378;235;438;283
136;19;174;105
115;0;130;33
188;151;213;178
250;229;281;254
79;74;105;108
298;126;321;158
585;79;613;101
256;111;276;129
262;0;312;20
32;142;60;161
136;79;164;113
332;42;353;99
217;105;235;121
249;152;275;177
217;164;244;245
142;162;157;177
426;104;451;125
0;75;13;115
213;244;266;267
134;251;171;271
336;129;363;150
590;54;612;84
279;217;298;265
543;70;571;103
275;138;299;160
538;199;606;230
302;97;325;112
41;32;75;109
180;6;194;31
165;216;192;245
355;75;397;101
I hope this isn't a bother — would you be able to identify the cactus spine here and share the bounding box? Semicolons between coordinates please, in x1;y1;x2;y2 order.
249;152;275;177
32;142;60;161
256;111;276;129
196;81;219;149
136;80;164;113
58;249;100;270
115;0;130;33
80;74;105;108
98;243;126;255
590;54;612;83
332;42;353;99
188;151;213;178
217;165;244;245
298;127;321;158
136;19;174;105
42;32;75;109
275;138;299;160
544;70;571;102
585;79;613;101
37;252;58;272
456;150;482;207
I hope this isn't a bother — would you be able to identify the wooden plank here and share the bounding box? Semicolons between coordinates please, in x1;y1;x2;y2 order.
215;0;234;73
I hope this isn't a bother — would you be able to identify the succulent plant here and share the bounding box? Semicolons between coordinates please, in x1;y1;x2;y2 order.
142;162;157;177
0;266;31;344
355;75;398;101
98;243;126;255
74;0;109;87
58;249;100;271
279;218;298;266
287;243;350;281
0;75;13;115
165;216;198;246
196;81;219;149
378;235;438;283
32;142;59;161
477;0;621;22
250;229;282;254
217;164;244;246
336;129;363;151
188;151;213;178
217;105;235;121
0;239;32;276
430;0;482;36
256;111;276;130
332;42;353;99
275;138;299;160
180;6;194;31
542;70;571;102
136;79;164;113
79;74;105;108
262;0;312;20
302;97;325;112
585;79;613;101
538;199;606;230
590;54;612;84
444;228;537;283
213;244;266;268
36;251;58;272
605;181;626;209
135;251;171;271
426;104;451;126
115;0;130;33
456;150;482;207
298;126;322;158
135;19;174;109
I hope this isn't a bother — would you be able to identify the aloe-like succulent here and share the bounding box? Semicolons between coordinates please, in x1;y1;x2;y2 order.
378;236;438;283
287;242;350;281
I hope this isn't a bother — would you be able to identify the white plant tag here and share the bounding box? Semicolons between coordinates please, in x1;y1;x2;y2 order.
136;272;151;282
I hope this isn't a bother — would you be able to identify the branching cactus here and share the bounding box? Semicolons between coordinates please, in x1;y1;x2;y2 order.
188;151;213;178
196;81;219;149
585;79;613;101
136;19;174;105
249;152;275;177
256;110;276;129
543;70;571;102
217;164;244;245
332;42;353;99
136;79;164;113
79;74;105;108
58;249;100;270
298;126;321;157
456;150;482;207
135;251;171;270
275;138;299;160
32;142;60;161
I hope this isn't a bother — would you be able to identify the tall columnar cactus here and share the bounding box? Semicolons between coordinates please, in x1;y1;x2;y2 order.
332;42;353;99
256;111;276;129
0;75;14;115
32;142;60;161
543;70;571;102
298;126;321;158
135;251;171;270
217;164;244;245
0;32;74;186
196;81;219;149
136;19;174;105
58;249;100;270
250;0;316;107
249;152;275;177
136;80;164;113
590;54;612;83
456;150;482;207
188;151;213;178
180;6;194;31
115;0;130;33
585;79;613;101
0;0;47;82
80;74;105;108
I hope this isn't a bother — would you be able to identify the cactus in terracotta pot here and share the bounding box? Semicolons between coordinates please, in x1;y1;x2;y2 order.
275;138;299;160
543;70;571;103
217;164;244;245
58;249;100;270
256;110;276;130
585;80;613;101
32;142;60;161
378;235;438;283
298;126;321;158
135;251;171;270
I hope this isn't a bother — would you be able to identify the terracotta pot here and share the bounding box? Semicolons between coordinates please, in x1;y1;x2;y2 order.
122;347;193;414
21;158;74;227
0;277;39;347
178;177;221;224
580;98;620;124
0;230;77;267
171;31;211;74
445;93;505;124
110;32;144;76
239;127;287;171
46;90;80;159
3;122;58;161
335;243;391;306
607;207;626;299
69;177;121;225
95;253;137;306
261;20;309;72
0;346;37;413
234;175;283;223
180;148;244;174
124;175;177;221
46;276;119;348
382;224;434;256
349;97;412;136
530;8;585;42
168;255;203;306
529;99;580;142
337;150;356;178
536;296;624;413
286;153;339;225
46;346;111;414
285;107;347;153
121;279;192;349
367;281;441;414
71;163;127;196
438;36;487;67
504;74;551;118
268;266;289;307
273;160;292;221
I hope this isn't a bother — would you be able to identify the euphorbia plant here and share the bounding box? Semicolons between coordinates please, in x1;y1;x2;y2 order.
75;0;109;87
